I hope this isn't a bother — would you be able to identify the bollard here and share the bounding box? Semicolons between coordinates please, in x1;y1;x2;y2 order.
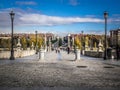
111;55;114;61
75;48;80;60
82;50;85;55
39;49;45;60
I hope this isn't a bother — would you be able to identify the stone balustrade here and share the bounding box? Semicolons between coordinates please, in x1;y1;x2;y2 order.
85;50;104;58
84;48;117;59
0;49;36;59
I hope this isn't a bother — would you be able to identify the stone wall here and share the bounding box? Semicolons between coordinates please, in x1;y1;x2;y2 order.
84;50;104;58
0;49;36;59
84;49;117;59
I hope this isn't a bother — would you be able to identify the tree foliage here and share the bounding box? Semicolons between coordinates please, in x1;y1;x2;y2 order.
74;36;81;49
21;37;27;50
0;38;11;50
51;38;57;44
58;38;62;47
30;35;44;49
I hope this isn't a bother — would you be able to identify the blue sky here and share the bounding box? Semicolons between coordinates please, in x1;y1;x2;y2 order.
0;0;120;35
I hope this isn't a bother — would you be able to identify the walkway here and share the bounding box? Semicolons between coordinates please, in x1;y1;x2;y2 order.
0;50;120;90
1;50;120;66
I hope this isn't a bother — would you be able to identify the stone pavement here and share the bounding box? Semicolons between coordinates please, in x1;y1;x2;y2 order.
81;54;120;67
0;50;120;90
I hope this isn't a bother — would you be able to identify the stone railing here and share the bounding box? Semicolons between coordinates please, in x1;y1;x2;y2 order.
84;49;117;59
84;50;104;58
0;38;36;59
0;49;36;59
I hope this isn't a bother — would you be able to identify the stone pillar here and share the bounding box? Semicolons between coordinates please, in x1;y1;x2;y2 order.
94;42;97;51
85;37;89;51
75;47;81;60
39;47;45;60
17;38;21;58
82;50;85;55
49;37;51;52
72;36;74;46
44;34;47;52
31;42;34;50
17;38;21;50
85;45;88;51
98;39;103;52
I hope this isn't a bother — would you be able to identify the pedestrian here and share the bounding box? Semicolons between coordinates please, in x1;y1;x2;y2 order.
67;47;70;54
57;48;62;60
58;48;60;53
55;48;58;53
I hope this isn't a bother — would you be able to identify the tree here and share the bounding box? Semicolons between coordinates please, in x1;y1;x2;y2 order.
85;36;89;46
0;38;11;50
74;36;81;49
6;39;11;50
21;37;27;50
58;38;62;47
51;38;57;44
37;37;44;49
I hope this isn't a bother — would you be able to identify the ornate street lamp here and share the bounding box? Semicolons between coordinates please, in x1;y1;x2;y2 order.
116;30;119;60
35;31;38;54
81;31;84;49
9;11;15;60
104;11;108;60
44;33;47;51
68;33;71;48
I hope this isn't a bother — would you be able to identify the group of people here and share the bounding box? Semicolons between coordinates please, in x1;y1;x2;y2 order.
55;47;71;54
55;48;61;60
54;47;71;60
55;48;60;53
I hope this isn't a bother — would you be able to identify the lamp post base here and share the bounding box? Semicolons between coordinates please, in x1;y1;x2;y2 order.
36;52;38;54
103;57;107;60
10;50;15;60
10;56;15;60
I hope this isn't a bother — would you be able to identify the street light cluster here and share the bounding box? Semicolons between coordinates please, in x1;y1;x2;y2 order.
9;10;109;60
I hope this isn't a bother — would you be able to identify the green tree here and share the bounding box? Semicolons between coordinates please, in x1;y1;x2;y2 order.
21;37;27;50
51;38;57;44
38;37;44;49
75;36;81;49
58;38;62;47
6;39;11;50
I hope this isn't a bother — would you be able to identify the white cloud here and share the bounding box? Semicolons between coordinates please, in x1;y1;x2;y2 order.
0;9;105;28
16;1;37;5
108;18;120;23
19;13;104;26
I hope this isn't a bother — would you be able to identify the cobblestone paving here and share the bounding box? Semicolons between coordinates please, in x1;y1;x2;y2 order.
0;51;120;89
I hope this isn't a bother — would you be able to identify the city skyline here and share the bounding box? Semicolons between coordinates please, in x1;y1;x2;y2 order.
0;0;120;35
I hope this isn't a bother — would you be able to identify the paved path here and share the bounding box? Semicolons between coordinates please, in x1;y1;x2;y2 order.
0;50;120;90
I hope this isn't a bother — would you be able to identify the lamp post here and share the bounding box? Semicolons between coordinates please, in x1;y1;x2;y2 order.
35;31;38;54
116;30;118;60
10;11;15;60
44;33;47;51
81;31;85;55
90;33;93;50
68;33;71;48
104;11;108;60
81;31;84;49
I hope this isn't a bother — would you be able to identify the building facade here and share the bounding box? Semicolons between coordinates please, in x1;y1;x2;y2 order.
110;29;120;47
110;29;120;60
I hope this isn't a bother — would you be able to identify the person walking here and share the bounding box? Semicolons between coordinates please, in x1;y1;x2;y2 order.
57;48;62;60
55;48;58;53
67;47;70;54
